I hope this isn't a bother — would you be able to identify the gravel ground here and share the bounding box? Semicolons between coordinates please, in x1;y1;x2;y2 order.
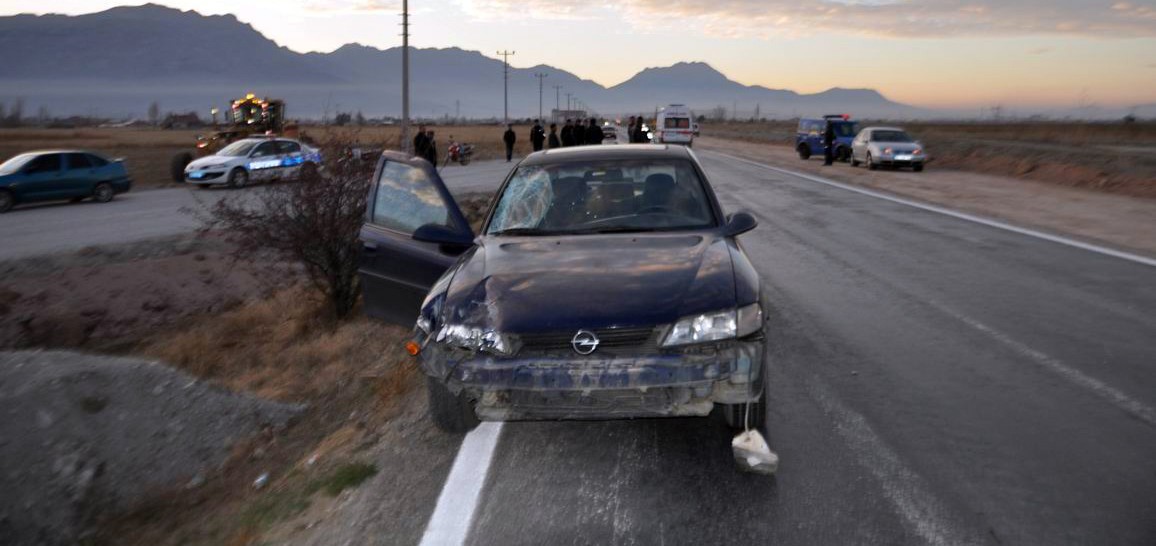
0;350;303;545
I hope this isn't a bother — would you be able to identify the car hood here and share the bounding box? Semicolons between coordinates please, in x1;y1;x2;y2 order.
187;154;243;170
440;232;737;333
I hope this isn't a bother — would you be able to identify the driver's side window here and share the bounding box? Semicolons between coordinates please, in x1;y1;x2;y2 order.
371;161;452;234
251;142;277;158
25;154;61;175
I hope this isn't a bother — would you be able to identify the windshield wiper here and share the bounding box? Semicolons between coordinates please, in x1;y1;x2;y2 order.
581;226;666;234
488;227;556;236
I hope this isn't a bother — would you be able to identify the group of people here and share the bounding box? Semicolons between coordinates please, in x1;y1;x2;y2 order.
503;118;608;162
624;115;651;144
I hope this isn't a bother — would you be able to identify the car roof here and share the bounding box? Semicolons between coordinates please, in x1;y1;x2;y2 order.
520;144;691;166
14;150;97;155
863;126;907;132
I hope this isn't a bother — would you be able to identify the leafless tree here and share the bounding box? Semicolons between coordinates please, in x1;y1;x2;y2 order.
201;134;376;319
148;101;160;126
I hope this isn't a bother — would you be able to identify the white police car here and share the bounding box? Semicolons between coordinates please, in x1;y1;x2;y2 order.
184;137;321;188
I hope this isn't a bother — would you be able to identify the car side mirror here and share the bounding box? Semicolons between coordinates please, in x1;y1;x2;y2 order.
413;223;474;253
724;211;757;237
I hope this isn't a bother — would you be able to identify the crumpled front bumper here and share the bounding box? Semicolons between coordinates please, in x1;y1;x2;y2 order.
417;337;765;421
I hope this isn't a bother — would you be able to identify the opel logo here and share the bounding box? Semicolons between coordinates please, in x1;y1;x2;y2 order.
571;330;600;355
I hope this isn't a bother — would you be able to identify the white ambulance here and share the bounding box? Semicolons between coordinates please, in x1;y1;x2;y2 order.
655;104;696;147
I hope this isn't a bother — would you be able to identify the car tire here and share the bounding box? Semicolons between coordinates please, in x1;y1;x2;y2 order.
227;168;249;189
171;152;193;182
837;147;850;162
93;183;115;203
299;162;318;181
0;190;13;213
797;144;811;160
426;377;480;433
913;163;924;172
719;383;766;430
867;153;878;171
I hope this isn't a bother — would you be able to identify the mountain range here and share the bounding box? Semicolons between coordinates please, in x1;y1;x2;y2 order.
0;4;924;120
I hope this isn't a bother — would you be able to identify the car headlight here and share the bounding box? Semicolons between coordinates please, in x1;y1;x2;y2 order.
913;148;922;155
662;303;762;347
882;148;893;155
435;324;512;355
189;163;224;171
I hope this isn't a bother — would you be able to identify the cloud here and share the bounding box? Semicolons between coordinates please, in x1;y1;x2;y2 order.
1028;46;1053;55
454;0;1156;39
304;0;398;14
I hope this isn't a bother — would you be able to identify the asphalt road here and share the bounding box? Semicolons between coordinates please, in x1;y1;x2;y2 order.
426;150;1156;546
0;159;515;262
5;150;1154;544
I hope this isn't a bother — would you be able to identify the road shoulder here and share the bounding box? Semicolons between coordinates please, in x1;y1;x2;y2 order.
697;137;1156;258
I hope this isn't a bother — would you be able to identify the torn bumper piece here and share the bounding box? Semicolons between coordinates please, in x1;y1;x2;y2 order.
419;339;765;421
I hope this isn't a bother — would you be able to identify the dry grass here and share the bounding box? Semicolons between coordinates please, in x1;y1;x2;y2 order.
104;286;425;545
139;286;407;401
0;123;542;191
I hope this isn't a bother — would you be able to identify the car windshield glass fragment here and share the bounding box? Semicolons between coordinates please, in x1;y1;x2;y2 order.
487;159;715;235
218;140;259;156
0;153;36;175
873;130;913;142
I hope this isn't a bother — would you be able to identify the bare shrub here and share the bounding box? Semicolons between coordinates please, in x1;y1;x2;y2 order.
202;134;376;319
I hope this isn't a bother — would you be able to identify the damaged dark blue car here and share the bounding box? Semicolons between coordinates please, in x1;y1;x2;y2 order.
359;145;766;432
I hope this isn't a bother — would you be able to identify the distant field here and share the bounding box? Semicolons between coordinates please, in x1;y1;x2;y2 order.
706;120;1156;198
0;124;540;189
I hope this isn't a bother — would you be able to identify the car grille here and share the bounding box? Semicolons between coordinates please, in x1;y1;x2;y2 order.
516;327;658;355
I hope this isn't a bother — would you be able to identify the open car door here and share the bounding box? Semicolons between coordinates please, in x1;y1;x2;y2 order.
359;151;475;326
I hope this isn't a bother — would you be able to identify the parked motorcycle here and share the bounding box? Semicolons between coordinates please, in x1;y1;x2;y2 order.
443;141;474;167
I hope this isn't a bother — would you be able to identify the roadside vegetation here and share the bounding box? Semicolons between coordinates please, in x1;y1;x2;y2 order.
706;119;1156;198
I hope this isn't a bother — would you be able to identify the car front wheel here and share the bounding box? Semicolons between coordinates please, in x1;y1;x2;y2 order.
797;144;811;160
227;168;249;189
93;183;115;203
867;153;878;171
427;377;480;433
0;190;13;213
718;385;766;430
850;152;861;167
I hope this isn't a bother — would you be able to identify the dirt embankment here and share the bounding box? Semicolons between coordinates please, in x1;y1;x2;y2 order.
0;351;301;546
697;137;1156;258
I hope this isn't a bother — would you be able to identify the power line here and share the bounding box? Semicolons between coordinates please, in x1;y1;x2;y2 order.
497;50;516;124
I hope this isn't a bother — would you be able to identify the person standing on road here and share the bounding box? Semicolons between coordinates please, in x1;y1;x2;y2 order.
548;123;561;149
530;119;545;152
586;118;603;146
633;116;647;144
822;121;836;166
503;124;516;162
626;116;636;143
425;130;438;166
413;124;429;161
561;119;575;147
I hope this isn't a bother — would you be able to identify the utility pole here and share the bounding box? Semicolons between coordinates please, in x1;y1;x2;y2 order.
497;50;516;123
401;0;411;153
552;85;562;122
534;73;548;121
566;93;572;111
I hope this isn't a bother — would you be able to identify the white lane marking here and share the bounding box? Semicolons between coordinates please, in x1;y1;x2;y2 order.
419;422;504;546
807;377;981;546
705;151;1156;268
929;300;1156;428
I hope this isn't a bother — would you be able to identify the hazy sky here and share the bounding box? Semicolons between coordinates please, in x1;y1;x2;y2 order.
3;0;1155;109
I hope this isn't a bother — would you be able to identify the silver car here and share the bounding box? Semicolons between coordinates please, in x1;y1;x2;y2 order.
850;127;927;172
